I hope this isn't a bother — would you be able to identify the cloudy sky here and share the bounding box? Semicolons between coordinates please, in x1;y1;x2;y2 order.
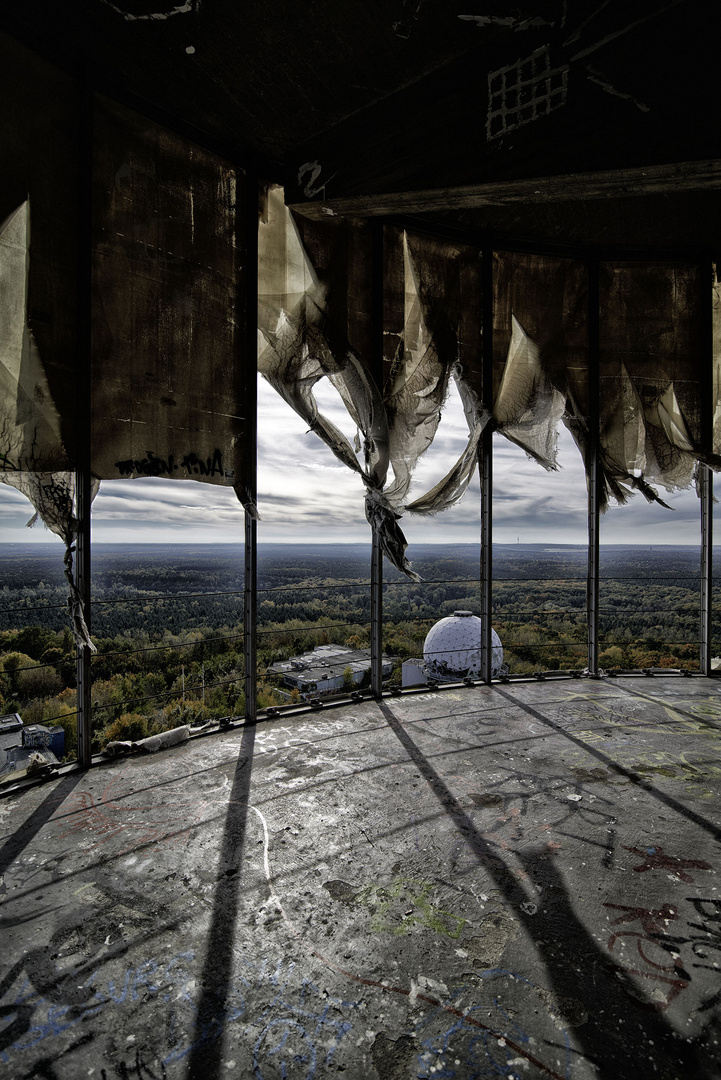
0;373;703;547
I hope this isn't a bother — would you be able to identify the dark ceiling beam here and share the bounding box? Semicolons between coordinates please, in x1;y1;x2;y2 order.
289;159;721;220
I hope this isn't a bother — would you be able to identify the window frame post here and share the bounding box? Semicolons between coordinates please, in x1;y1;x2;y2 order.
480;249;494;684
370;220;384;698
244;172;259;721
587;259;601;677
700;257;714;676
75;77;94;767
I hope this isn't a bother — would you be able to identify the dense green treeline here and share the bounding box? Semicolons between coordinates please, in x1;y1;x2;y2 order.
0;543;717;759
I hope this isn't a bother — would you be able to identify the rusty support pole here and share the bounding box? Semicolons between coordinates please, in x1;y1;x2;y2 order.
244;172;259;721
480;249;493;684
75;76;93;767
700;258;714;675
370;220;384;697
587;259;601;676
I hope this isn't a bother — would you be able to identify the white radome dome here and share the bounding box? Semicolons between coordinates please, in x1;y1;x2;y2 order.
423;610;503;680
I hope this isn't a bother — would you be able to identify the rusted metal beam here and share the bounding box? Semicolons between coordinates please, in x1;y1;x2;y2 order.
75;78;93;768
480;249;493;685
244;171;259;722
289;160;721;220
586;260;600;677
700;258;715;676
370;221;384;698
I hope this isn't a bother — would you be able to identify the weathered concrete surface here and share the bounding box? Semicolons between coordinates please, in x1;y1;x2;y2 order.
1;677;720;1080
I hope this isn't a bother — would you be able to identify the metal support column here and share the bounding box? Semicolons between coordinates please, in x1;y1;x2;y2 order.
75;77;94;767
480;249;493;684
700;467;713;674
700;258;715;675
587;260;601;676
370;221;384;697
243;172;259;721
371;531;383;696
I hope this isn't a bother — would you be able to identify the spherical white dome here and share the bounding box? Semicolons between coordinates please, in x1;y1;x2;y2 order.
423;610;503;680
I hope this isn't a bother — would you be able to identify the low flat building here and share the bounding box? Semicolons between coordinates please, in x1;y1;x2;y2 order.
267;643;393;699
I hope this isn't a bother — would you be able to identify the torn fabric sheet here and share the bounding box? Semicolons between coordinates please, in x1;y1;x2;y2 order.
493;315;565;469
1;471;99;651
598;261;713;508
0;200;95;649
91;98;250;512
365;490;420;582
259;203;488;575
644;382;721;490
259;189;420;574
644;383;696;490
259;188;388;488
383;232;455;506
492;251;717;511
404;417;485;516
492;249;590;491
598;368;679;509
0;201;68;474
388;229;486;519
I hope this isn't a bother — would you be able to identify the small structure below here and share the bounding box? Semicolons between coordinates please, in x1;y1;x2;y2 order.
267;644;393;700
0;713;64;782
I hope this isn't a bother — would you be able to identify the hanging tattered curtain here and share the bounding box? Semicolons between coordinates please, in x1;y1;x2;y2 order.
492;250;587;477
91;97;250;510
258;197;490;577
492;251;720;509
0;44;95;646
0;78;250;646
259;188;424;574
599;261;720;507
384;228;487;518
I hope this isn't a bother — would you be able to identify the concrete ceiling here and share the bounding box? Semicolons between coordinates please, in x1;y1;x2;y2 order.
2;0;719;250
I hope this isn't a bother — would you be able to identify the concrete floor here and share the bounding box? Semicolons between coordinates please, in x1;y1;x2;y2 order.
1;677;721;1080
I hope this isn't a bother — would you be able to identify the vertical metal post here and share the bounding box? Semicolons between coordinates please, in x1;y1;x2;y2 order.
371;531;383;696
76;485;93;765
243;172;258;721
700;468;713;675
700;259;714;675
370;221;384;697
480;249;493;683
244;510;257;719
75;77;94;766
587;259;601;676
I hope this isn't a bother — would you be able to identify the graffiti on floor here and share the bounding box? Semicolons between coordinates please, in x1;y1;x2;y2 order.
412;971;571;1080
562;688;721;742
101;1048;168;1079
603;894;721;1011
0;937;576;1080
53;769;214;855
623;845;712;882
0;947;358;1076
562;739;721;799
446;765;620;876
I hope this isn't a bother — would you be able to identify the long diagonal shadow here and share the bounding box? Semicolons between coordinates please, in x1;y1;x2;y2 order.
186;721;256;1079
378;700;707;1080
493;684;721;843
613;679;721;733
0;770;87;878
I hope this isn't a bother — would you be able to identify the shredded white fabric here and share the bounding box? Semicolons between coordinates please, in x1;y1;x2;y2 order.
0;201;95;649
5;186;721;609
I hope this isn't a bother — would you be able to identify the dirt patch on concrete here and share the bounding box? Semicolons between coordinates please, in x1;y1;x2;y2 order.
371;1032;419;1079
